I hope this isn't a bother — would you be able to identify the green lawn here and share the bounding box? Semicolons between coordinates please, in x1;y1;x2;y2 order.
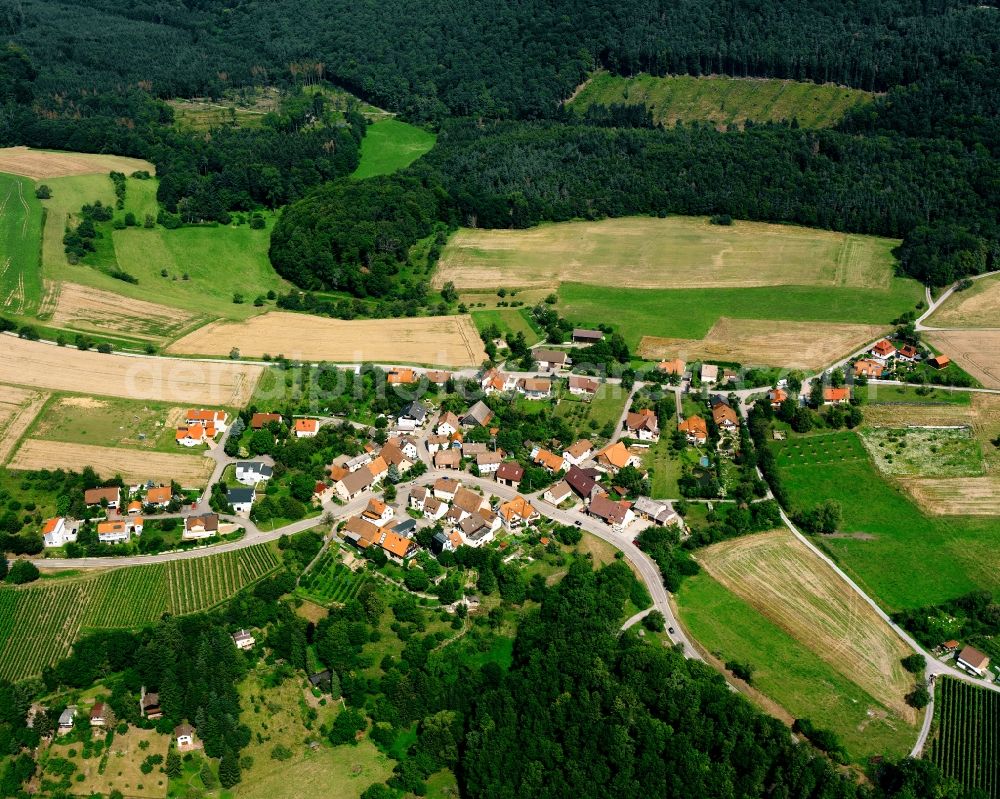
569;72;873;129
675;571;918;761
555;383;629;438
560;280;922;349
351;118;436;179
776;430;1000;609
643;436;686;498
864;384;972;405
471;307;542;345
0;171;44;317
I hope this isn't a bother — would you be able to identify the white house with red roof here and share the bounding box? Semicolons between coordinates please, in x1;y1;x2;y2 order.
870;339;897;362
294;418;320;438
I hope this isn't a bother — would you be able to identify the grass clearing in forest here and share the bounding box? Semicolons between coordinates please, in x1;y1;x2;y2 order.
351;118;436;179
568;73;873;129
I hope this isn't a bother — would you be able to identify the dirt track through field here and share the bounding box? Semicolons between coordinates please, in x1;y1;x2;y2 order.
50;282;200;343
0;147;154;179
165;311;487;367
697;529;915;720
9;439;213;486
0;335;262;405
0;384;48;464
925;331;1000;389
638;318;885;369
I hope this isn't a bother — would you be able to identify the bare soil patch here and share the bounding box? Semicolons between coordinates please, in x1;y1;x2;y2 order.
638;318;885;369
901;476;1000;516
928;275;1000;328
925;330;1000;389
166;311;486;367
9;439;213;486
0;384;48;464
0;335;262;405
0;147;154;179
697;528;915;720
50;282;200;342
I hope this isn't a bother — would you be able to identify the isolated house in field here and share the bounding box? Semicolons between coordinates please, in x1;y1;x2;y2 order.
145;485;173;506
335;467;374;501
495;461;524;488
543;480;573;505
956;645;991;677
176;423;213;447
85;486;121;509
183;513;219;540
712;403;739;432
568;375;599;397
700;364;719;384
768;388;788;408
397;401;428;431
141;691;162;720
870;339;896;362
564;439;593;466
625;408;660;442
187;409;228;431
587;493;634;531
250;412;282;429
294;418;320;438
436;411;461;437
463;400;495;428
89;703;107;727
227;487;255;515
572;328;604;344
853;359;884;378
235;461;273;485
58;706;76;731
533;349;570;372
822;387;850;405
678;415;708;445
929;355;951;369
42;517;76;548
232;629;255;650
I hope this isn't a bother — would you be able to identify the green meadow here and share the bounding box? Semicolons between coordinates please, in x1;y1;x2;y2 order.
470;307;542;344
0;171;44;316
352;118;436;179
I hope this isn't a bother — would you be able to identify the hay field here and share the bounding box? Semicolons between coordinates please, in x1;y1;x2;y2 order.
49;282;202;343
637;318;885;369
9;439;213;485
0;335;262;405
926;331;1000;389
927;275;1000;329
437;217;898;291
0;384;48;464
0;146;154;179
166;311;487;367
861;402;977;428
901;477;1000;516
0;172;44;317
697;529;916;720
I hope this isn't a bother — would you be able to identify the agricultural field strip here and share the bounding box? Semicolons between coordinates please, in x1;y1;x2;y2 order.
0;147;154;179
930;678;1000;798
0;384;49;465
925;330;1000;390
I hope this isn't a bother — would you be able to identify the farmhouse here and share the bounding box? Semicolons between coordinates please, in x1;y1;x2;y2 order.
183;513;219;540
387;368;419;385
294;418;320;438
145;485;173;506
176;423;213;447
227;487;255;515
235;461;273;485
250;412;282;429
564;439;593;466
436;411;461;437
700;364;719;384
633;497;681;527
712;404;739;432
519;377;553;399
929;355;951;369
495;461;524;488
871;339;896;361
534;349;570;372
566;465;601;500
463;400;495;427
434;448;461;470
768;388;788;408
657;359;686;376
854;359;884;378
625;408;660;441
498;495;539;531
232;630;255;650
543;480;573;505
587;493;634;531
678;415;708;445
956;645;991;677
42;517;76;548
186;409;228;431
572;329;604;344
397;401;428;431
85;486;121;509
822;387;851;405
568;375;599;397
595;441;640;472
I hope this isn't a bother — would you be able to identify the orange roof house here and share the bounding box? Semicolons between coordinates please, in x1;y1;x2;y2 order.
145;486;172;505
712;404;739;429
533;449;567;473
250;412;282;429
853;359;884;378
678;415;708;443
294;418;319;436
387;368;419;385
657;359;686;376
929;355;951;369
595;441;636;471
498;496;539;529
379;530;416;560
768;388;787;408
186;409;227;427
823;387;850;404
871;339;896;359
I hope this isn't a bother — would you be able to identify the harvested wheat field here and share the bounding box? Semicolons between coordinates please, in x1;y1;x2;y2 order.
0;336;262;405
9;439;212;486
926;330;1000;389
902;477;1000;515
928;274;1000;329
0;384;48;464
861;403;976;428
697;529;916;719
49;282;202;343
437;217;898;290
637;318;885;369
166;311;487;367
0;147;154;179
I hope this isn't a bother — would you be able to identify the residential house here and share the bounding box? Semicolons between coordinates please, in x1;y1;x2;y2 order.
543;481;573;505
377;529;417;562
565;465;601;501
498;496;539;531
175;724;195;749
175;423;213;447
90;703;108;727
183;513;220;540
342;516;380;548
533;448;569;474
345;453;372;472
633;497;681;527
572;329;604;344
452;486;490;519
956;645;991;677
42;517;76;548
85;486;121;509
587;493;635;531
393;436;420;461
678;415;708;445
823;387;850;405
127;500;143;515
145;485;173;507
533;349;570;372
463;400;495;427
625;408;660;442
897;344;919;362
460;514;497;548
389;518;417;539
854;359;884;378
294;418;320;438
700;364;719;384
426;434;449;454
495;461;524;488
563;439;593;466
436;411;461;437
477;451;503;474
479;368;510;395
519;377;552;399
929;355;951;369
657;359;686;376
367;455;388;484
232;630;256;650
227;487;255;515
431;530;454;555
397;401;428;431
426;370;451;386
387;368;419;385
408;486;430;512
335;467;374;501
871;339;897;361
768;388;788;409
250;412;281;429
380;442;414;475
235;461;273;485
141;692;162;720
186;409;228;431
595;441;640;473
433;478;460;502
58;706;76;732
98;518;141;544
462;442;488;458
362;498;394;526
423;495;447;521
712;403;739;432
568;375;599;397
434;448;461;470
